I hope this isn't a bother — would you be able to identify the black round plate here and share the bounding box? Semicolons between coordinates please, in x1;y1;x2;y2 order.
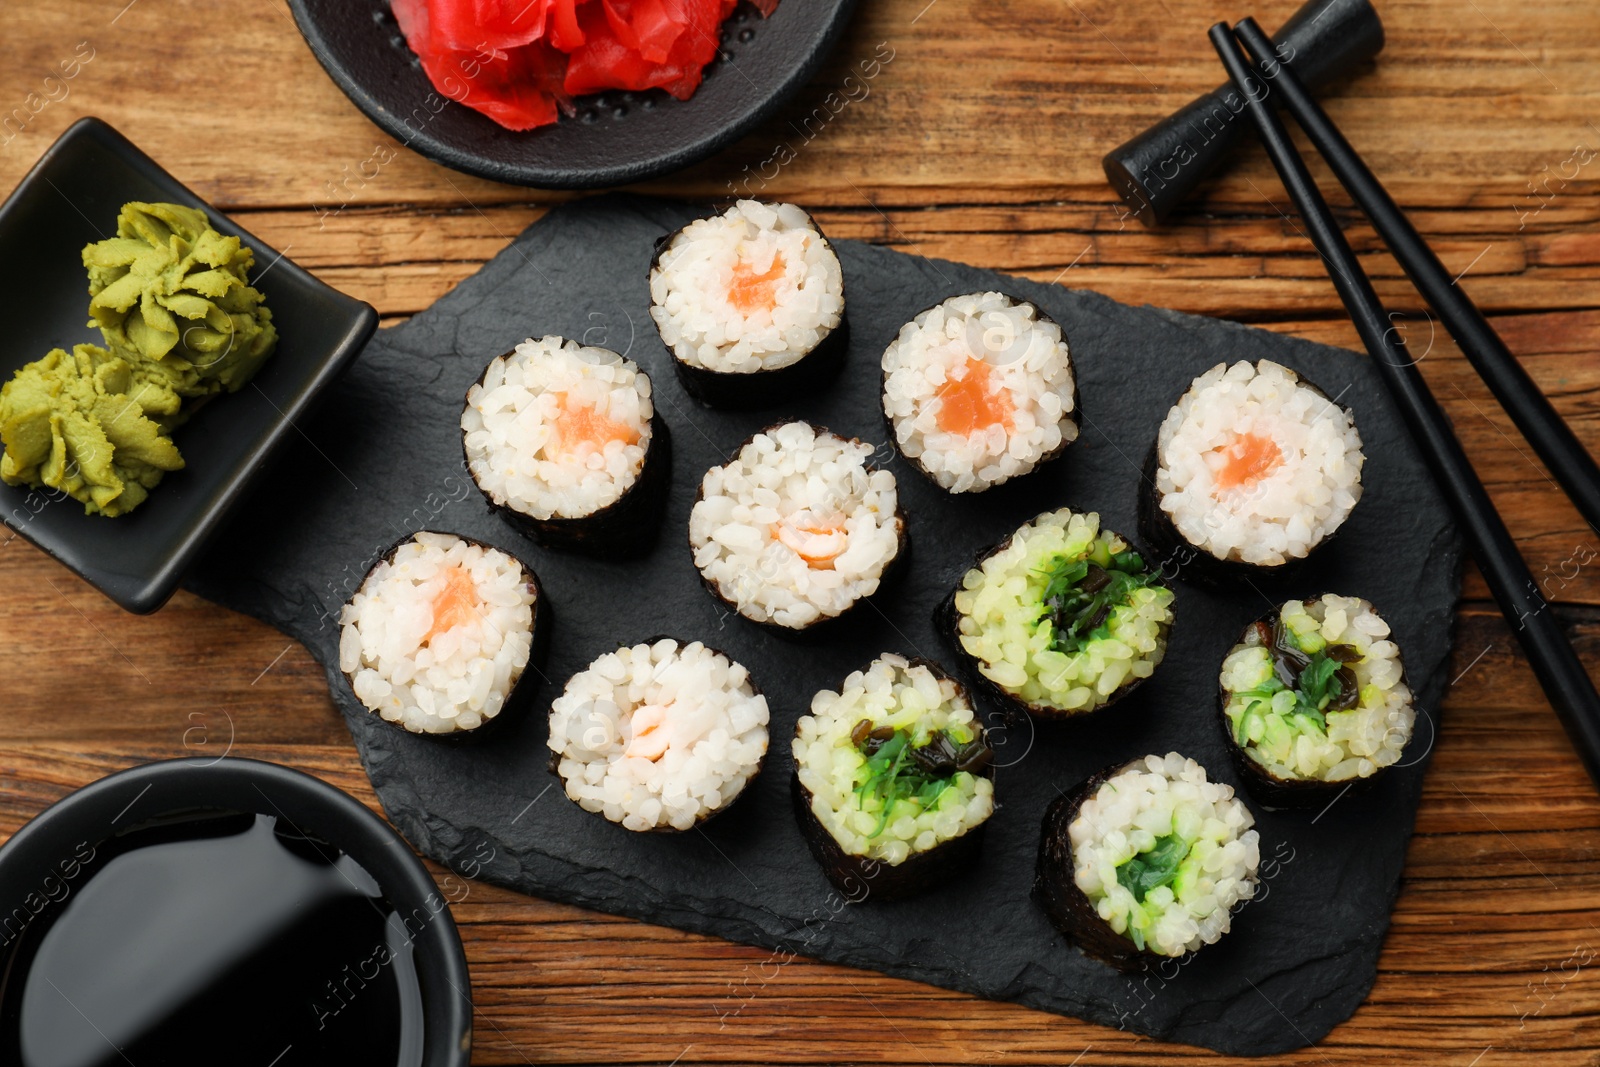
287;0;860;188
0;757;472;1066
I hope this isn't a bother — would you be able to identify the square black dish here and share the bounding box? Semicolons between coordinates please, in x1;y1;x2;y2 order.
187;195;1463;1055
0;117;378;613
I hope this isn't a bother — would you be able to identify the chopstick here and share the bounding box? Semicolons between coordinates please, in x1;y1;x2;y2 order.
1228;16;1600;538
1207;22;1600;791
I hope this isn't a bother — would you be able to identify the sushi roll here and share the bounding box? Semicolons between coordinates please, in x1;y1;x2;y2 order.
881;291;1077;494
1140;360;1363;582
547;638;769;831
1220;594;1415;806
1035;753;1260;970
940;508;1174;720
461;335;671;556
689;420;906;632
649;200;846;409
792;654;995;901
339;531;545;739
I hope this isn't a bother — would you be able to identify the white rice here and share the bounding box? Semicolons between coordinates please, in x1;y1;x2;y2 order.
1069;753;1260;958
689;421;902;629
953;509;1173;714
1154;360;1364;566
461;336;653;522
339;532;537;735
650;200;844;374
1221;594;1414;782
547;638;770;831
881;291;1077;494
793;654;994;865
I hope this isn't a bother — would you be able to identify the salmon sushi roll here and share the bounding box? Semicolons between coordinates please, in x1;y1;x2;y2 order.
339;532;546;739
461;336;671;556
881;291;1078;494
650;201;846;409
1141;360;1363;582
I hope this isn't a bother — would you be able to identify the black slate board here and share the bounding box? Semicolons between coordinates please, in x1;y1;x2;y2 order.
186;195;1461;1056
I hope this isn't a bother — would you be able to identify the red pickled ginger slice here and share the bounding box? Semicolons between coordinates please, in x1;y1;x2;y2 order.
602;0;688;64
429;0;552;52
393;0;571;130
564;0;722;101
547;0;588;50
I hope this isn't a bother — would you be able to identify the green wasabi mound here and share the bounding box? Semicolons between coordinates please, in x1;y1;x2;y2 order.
83;201;277;396
0;344;185;517
0;201;279;517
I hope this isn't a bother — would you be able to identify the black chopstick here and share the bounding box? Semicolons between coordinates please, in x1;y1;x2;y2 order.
1229;15;1600;538
1207;22;1600;791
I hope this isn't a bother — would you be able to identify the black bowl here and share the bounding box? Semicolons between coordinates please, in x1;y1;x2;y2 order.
0;757;471;1066
287;0;859;188
0;117;378;613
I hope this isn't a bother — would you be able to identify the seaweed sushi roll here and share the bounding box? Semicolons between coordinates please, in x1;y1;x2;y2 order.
339;531;544;738
690;421;906;631
792;654;995;900
881;291;1077;493
461;335;670;555
547;638;770;831
650;200;845;409
1220;594;1415;805
941;508;1174;720
1035;753;1260;969
1141;360;1363;579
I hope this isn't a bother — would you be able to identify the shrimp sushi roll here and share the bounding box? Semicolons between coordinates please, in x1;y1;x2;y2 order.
650;201;846;409
1220;594;1415;806
339;531;546;739
881;291;1077;494
547;638;770;831
1035;753;1261;970
461;336;670;556
689;421;906;632
940;508;1174;720
1141;360;1363;582
792;654;995;901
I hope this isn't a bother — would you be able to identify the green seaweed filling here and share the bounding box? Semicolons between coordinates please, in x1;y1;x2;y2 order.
1116;833;1191;903
852;723;991;838
1114;831;1198;951
1037;544;1160;654
1230;616;1361;746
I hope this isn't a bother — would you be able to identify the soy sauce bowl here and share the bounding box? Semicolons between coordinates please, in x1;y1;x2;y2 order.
0;758;471;1067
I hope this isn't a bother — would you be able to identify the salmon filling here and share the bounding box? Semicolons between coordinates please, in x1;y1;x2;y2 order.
1210;432;1283;491
935;356;1015;436
425;564;482;644
727;250;787;314
547;393;640;459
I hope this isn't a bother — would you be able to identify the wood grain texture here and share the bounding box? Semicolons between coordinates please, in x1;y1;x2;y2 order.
2;0;1599;1062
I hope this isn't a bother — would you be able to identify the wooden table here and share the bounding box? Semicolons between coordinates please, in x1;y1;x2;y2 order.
3;0;1599;1062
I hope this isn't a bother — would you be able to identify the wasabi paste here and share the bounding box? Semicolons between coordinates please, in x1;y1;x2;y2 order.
0;344;185;517
0;201;278;516
84;201;277;395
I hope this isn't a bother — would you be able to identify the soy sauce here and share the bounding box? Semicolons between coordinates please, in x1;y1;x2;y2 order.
0;812;426;1067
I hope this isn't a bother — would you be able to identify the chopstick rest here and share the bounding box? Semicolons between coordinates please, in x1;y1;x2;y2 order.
1208;21;1600;792
1103;0;1384;228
